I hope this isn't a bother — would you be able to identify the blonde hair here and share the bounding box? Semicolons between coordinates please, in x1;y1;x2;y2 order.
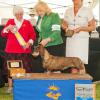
35;1;51;15
13;6;24;16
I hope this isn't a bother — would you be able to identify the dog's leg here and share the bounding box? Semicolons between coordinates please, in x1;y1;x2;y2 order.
45;69;61;74
52;71;61;73
79;64;86;74
46;70;51;74
79;69;86;74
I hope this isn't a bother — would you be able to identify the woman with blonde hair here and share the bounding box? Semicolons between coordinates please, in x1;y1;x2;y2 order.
35;1;51;16
32;1;63;73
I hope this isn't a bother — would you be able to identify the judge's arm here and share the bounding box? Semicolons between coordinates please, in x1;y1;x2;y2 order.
61;19;68;31
81;19;96;32
74;19;96;33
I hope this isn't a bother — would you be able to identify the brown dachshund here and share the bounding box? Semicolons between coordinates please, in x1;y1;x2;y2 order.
32;44;86;74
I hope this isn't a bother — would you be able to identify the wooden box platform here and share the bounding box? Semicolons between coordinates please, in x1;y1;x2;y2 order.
13;73;93;100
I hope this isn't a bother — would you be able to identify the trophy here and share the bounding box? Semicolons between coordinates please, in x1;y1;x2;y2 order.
65;29;74;37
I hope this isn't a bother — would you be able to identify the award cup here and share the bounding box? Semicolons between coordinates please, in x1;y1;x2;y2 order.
65;29;74;37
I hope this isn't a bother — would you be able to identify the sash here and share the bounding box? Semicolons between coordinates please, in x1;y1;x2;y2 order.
13;26;26;49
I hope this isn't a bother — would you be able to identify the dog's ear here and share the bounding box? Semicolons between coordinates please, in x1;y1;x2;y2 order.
39;44;43;49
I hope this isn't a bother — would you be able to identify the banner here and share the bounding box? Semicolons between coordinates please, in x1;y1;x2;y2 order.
13;26;26;49
13;79;92;100
75;84;96;100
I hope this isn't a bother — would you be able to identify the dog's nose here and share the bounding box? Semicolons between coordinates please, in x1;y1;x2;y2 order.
31;52;39;57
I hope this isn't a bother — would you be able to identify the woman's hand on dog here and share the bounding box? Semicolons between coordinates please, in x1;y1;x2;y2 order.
40;38;51;46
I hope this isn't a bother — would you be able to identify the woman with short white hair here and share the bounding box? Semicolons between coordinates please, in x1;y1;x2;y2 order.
1;5;36;93
13;6;24;17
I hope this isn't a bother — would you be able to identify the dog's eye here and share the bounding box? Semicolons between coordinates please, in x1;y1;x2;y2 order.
34;46;37;49
35;45;40;48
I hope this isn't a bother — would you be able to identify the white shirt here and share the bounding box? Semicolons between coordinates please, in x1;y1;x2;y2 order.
37;17;43;31
29;17;37;26
64;6;94;64
14;18;24;29
64;6;94;38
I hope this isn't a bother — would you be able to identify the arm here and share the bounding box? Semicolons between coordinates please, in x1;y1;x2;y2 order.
48;13;61;41
40;13;61;46
74;8;96;33
1;19;14;38
74;18;96;33
61;19;68;31
80;19;96;32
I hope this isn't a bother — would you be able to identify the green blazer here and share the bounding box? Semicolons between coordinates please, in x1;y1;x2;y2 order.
36;12;63;47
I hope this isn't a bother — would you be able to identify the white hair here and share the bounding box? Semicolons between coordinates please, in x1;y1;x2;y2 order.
13;6;24;16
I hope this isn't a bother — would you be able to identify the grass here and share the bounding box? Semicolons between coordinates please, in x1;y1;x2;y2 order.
0;83;100;100
0;87;13;100
96;83;100;100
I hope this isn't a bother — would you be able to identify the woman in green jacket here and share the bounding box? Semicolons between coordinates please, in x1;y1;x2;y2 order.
35;1;63;56
32;1;64;72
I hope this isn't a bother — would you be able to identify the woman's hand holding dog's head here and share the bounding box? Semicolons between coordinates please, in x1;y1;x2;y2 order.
40;38;51;47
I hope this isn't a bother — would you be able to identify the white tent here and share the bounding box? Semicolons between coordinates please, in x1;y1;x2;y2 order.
0;0;73;18
0;0;99;24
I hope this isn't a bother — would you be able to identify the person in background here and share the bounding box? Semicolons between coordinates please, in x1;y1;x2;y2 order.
32;1;63;73
29;8;39;47
29;8;37;27
61;0;96;73
1;6;36;93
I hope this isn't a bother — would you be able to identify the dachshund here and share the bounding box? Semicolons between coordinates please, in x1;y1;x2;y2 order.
32;44;86;74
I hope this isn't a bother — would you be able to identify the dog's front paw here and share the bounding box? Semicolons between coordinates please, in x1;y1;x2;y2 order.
79;69;86;74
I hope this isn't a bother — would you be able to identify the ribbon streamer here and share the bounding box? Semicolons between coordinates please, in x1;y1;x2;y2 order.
13;26;26;49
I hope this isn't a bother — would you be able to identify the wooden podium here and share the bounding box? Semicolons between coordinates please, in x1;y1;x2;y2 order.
13;73;93;100
7;60;25;77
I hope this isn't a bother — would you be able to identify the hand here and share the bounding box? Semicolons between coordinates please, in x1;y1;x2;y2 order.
74;27;81;33
40;38;51;47
25;42;32;49
5;25;15;33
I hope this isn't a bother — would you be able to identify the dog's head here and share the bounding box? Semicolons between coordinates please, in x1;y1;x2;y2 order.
31;44;45;57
